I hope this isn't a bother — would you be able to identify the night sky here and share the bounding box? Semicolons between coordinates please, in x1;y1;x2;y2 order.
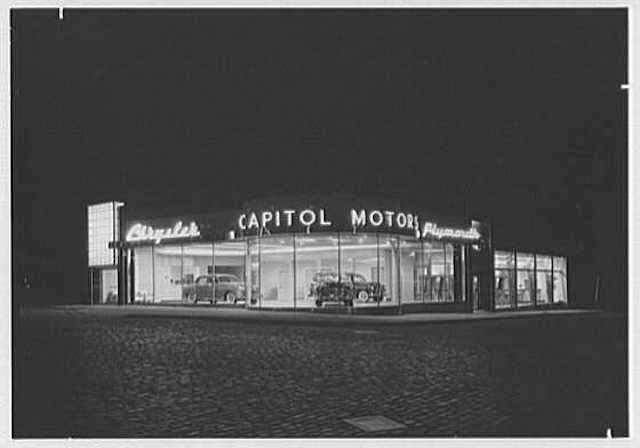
11;9;627;306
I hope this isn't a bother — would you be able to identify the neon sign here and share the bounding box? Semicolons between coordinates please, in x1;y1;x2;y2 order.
418;222;481;240
238;209;332;231
237;208;481;241
126;221;201;244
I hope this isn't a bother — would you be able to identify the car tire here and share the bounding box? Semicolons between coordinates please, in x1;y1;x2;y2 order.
357;290;369;302
225;291;235;303
315;299;323;307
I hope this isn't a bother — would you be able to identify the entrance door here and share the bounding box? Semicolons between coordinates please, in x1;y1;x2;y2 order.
90;269;101;304
472;275;480;310
89;268;118;304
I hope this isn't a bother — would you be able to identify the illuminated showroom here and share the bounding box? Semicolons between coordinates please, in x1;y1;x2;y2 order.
87;197;568;313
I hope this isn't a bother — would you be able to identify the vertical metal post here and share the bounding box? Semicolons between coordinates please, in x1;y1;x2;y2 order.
513;250;517;310
420;240;424;304
376;233;380;309
152;245;155;303
112;202;117;266
487;222;495;312
292;233;297;311
212;240;216;301
258;234;261;309
533;254;538;307
129;249;135;304
396;237;402;314
337;232;341;281
122;249;129;305
551;256;554;305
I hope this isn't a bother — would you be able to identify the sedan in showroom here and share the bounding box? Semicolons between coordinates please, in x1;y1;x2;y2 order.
182;274;246;304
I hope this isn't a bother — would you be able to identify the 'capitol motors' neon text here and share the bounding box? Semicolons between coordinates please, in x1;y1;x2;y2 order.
349;209;417;230
237;207;481;241
238;209;332;230
126;221;201;244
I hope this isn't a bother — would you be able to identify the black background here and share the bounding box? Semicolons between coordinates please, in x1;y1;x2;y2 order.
11;9;627;310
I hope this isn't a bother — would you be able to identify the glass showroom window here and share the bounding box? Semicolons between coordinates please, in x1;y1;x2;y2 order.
340;234;381;308
553;256;568;304
425;242;453;303
153;244;183;302
494;250;515;309
295;234;339;308
421;242;434;302
259;236;295;308
517;252;535;307
378;235;400;306
133;246;154;303
424;242;442;302
458;245;467;303
247;238;260;307
443;243;455;302
181;243;214;303
399;238;423;303
101;268;118;303
214;241;247;305
536;255;552;305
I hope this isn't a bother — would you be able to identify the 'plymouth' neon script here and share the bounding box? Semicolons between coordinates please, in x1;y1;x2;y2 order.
418;222;481;240
126;221;200;244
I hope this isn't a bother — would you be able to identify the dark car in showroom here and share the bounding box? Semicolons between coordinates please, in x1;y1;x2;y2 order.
310;271;385;307
182;273;246;304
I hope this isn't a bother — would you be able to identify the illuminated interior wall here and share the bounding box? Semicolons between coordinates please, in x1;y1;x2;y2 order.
517;252;535;307
247;238;260;307
378;236;399;306
553;257;568;303
536;255;552;304
494;250;516;309
134;246;154;302
259;236;294;308
153;244;183;301
399;238;422;303
100;269;118;303
88;202;121;267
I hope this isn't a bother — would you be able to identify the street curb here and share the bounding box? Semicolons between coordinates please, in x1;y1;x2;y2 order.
18;304;616;329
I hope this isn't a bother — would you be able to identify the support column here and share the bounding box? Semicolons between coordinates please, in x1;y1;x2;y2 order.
129;249;135;304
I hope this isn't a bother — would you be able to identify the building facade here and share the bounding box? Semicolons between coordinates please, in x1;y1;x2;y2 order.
87;196;569;313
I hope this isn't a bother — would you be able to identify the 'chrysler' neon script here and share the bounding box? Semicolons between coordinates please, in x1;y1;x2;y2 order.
126;221;201;244
238;208;481;241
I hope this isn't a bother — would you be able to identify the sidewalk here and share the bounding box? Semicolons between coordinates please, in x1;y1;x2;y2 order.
20;303;606;326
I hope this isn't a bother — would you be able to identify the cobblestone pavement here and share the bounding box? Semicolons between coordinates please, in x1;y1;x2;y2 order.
13;307;627;438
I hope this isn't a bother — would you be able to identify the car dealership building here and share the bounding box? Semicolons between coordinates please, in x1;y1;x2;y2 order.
87;195;569;314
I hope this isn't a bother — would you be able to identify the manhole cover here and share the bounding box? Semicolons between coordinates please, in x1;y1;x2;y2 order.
344;415;407;432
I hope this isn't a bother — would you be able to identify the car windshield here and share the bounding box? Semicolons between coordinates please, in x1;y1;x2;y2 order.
314;272;338;282
217;275;238;283
349;273;367;282
196;276;211;285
